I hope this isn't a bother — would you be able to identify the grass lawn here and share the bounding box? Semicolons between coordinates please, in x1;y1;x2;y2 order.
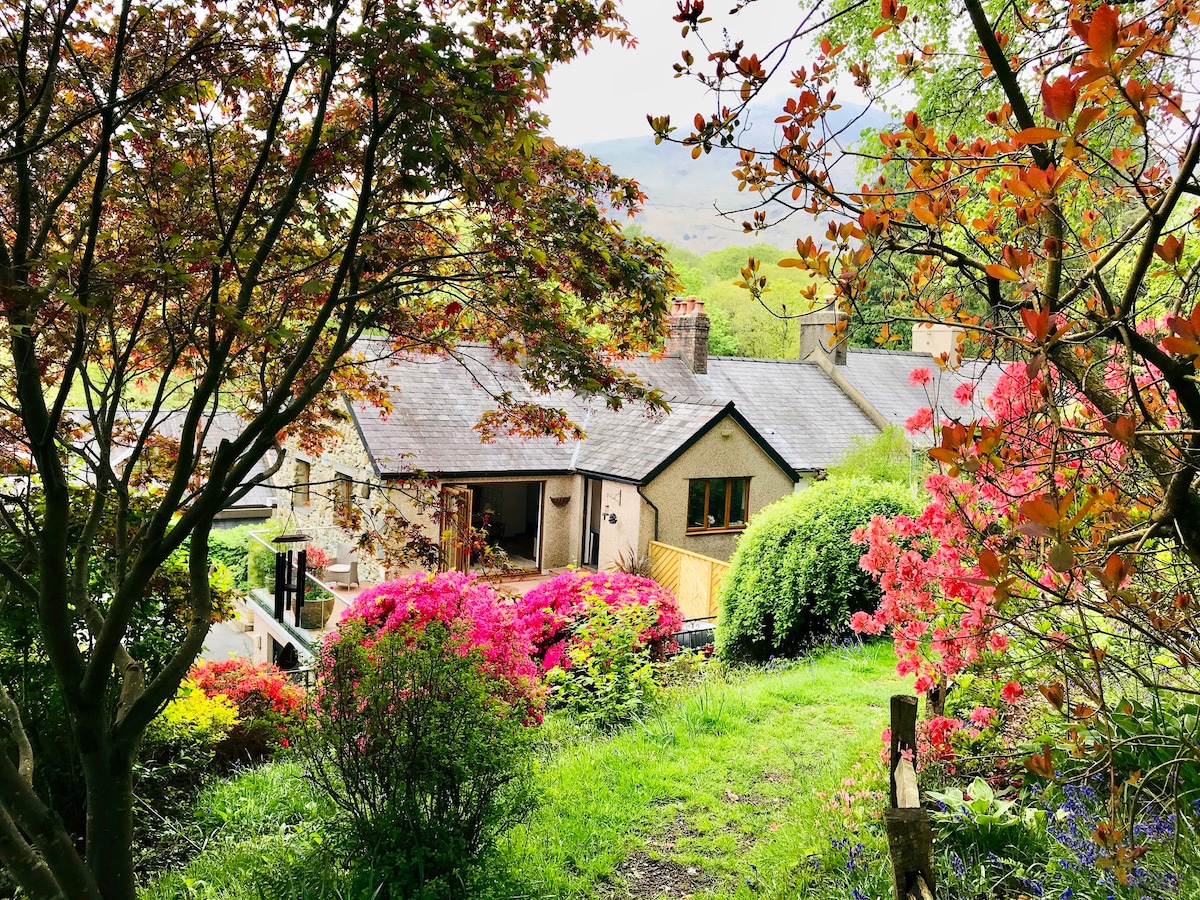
142;642;903;900
489;641;901;899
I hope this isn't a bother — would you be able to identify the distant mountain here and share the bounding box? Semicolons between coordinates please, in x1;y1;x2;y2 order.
581;100;892;252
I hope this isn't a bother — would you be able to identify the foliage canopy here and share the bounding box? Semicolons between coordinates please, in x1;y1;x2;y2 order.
662;0;1200;861
0;1;673;896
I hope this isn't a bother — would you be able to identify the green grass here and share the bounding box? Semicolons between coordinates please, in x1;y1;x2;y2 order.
140;642;903;900
483;641;901;899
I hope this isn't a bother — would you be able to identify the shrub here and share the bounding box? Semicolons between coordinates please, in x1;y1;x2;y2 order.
516;570;682;672
716;478;919;662
136;682;241;873
302;573;543;897
547;602;661;730
189;658;304;763
208;525;255;592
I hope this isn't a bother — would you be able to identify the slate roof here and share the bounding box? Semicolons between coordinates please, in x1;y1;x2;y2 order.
71;408;278;512
838;349;1004;439
350;348;581;478
349;345;881;482
621;355;882;472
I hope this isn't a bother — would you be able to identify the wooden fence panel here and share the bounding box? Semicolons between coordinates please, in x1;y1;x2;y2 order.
648;541;729;621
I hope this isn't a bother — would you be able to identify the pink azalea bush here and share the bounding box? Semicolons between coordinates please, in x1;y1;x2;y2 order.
514;570;683;672
331;571;546;721
307;572;542;891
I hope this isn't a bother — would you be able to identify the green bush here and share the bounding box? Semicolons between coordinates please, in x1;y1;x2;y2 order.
208;524;280;593
302;619;538;898
716;478;919;662
547;602;661;730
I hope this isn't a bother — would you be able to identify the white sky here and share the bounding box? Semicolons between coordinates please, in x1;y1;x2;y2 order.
541;0;806;146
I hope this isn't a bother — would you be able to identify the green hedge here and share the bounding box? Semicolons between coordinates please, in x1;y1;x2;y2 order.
209;525;279;593
716;478;919;662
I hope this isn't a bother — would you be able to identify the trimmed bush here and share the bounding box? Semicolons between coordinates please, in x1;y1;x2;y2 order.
515;570;683;672
716;478;919;662
302;573;544;897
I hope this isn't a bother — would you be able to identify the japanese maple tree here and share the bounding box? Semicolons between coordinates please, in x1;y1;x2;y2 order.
0;1;674;897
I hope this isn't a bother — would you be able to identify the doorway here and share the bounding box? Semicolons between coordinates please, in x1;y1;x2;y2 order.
442;481;544;572
581;477;602;569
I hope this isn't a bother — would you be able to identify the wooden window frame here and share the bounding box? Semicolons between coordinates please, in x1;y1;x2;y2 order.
686;477;750;534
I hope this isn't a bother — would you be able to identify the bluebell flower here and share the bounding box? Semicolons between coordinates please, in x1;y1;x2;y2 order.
949;851;965;879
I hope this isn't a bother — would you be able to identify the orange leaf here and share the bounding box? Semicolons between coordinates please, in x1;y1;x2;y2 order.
1073;105;1105;134
986;264;1019;281
1039;683;1065;710
1021;307;1050;342
978;548;1002;579
1155;234;1185;266
911;204;938;226
1162;336;1200;357
1012;126;1064;145
1040;77;1079;122
1020;498;1061;527
1101;415;1135;445
1087;5;1120;61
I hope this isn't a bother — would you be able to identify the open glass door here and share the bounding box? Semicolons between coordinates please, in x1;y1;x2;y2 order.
439;485;472;573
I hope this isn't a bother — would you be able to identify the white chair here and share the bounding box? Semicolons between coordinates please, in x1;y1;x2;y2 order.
325;542;359;587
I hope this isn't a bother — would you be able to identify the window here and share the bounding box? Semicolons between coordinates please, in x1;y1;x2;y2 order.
686;478;749;532
333;473;353;518
295;460;310;507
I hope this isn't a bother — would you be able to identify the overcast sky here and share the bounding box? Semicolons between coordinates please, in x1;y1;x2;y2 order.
540;0;805;146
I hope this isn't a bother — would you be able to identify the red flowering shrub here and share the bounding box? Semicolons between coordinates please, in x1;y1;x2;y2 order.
335;571;545;720
515;570;683;672
189;658;304;761
304;573;543;891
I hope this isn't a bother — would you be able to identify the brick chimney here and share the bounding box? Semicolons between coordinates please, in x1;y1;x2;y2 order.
798;303;848;366
665;295;710;374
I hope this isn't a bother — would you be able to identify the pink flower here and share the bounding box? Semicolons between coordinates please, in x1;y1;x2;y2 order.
987;632;1010;654
909;367;933;387
904;407;934;434
969;706;997;727
1001;681;1024;705
953;382;976;405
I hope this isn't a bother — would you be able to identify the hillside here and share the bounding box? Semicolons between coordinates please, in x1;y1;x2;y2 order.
582;100;892;252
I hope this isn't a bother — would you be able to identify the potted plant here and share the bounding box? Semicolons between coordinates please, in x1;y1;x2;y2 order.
304;543;332;579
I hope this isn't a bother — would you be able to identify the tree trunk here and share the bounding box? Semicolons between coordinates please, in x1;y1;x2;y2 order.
82;747;137;900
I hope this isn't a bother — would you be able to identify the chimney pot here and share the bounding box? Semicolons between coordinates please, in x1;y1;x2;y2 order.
912;323;964;366
665;295;710;373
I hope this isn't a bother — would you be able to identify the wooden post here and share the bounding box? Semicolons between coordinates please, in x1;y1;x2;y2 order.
884;694;935;900
889;695;918;808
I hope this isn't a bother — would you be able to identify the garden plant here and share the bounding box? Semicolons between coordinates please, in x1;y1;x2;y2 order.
0;0;676;894
716;477;919;662
659;0;1200;890
300;573;544;897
